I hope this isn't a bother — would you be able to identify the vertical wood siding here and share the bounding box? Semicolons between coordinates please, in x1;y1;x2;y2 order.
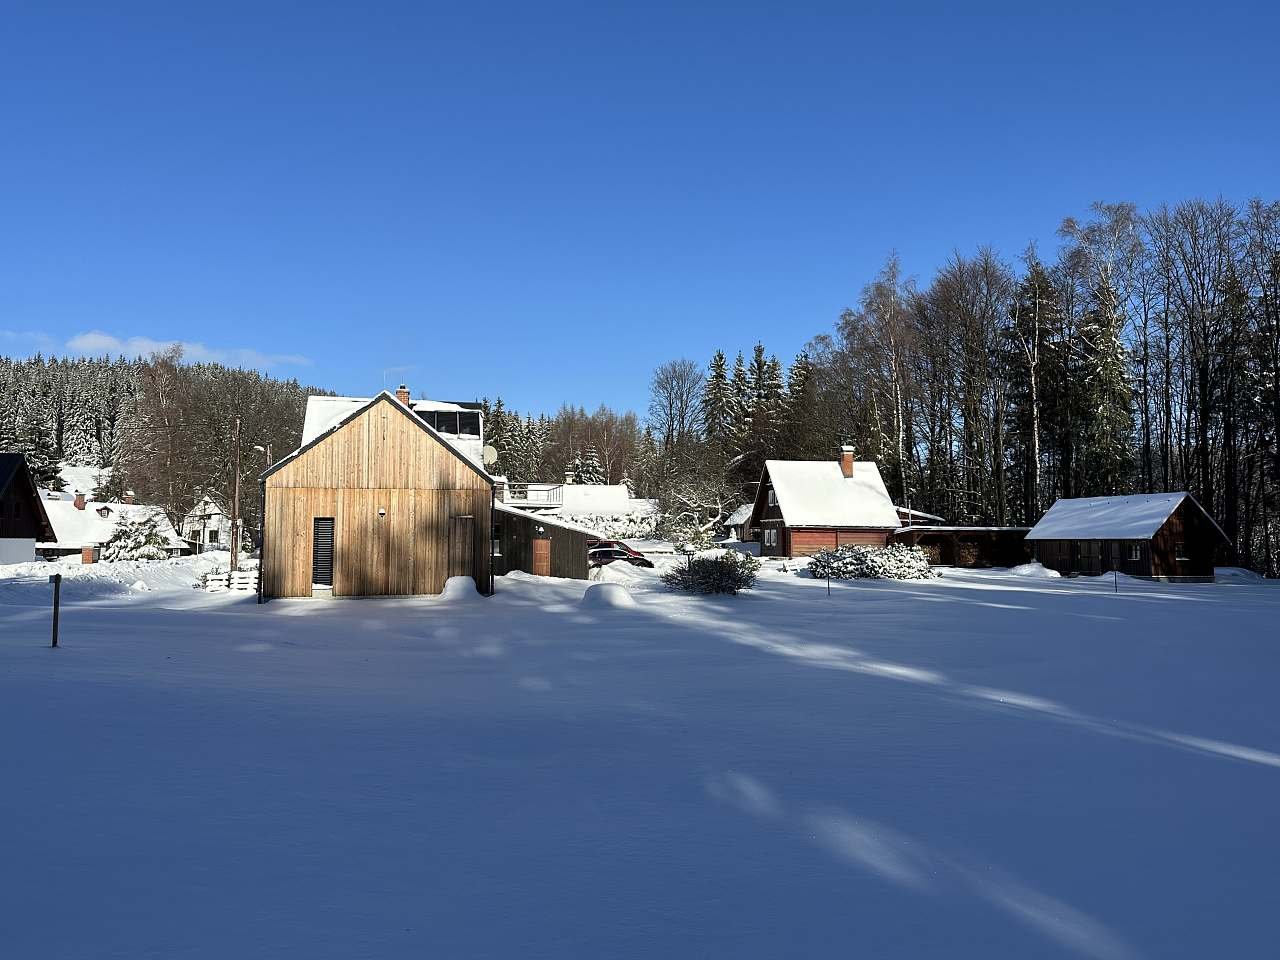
262;398;492;598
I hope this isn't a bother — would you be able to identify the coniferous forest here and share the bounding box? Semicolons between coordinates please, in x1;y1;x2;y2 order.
3;198;1278;573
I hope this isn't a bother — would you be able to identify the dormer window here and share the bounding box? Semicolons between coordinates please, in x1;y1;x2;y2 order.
97;506;112;518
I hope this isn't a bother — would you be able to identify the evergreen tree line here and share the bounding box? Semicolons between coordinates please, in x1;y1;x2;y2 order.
646;198;1280;574
0;348;329;540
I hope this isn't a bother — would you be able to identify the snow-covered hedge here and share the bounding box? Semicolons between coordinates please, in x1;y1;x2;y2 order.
555;513;660;540
662;551;760;595
807;543;934;581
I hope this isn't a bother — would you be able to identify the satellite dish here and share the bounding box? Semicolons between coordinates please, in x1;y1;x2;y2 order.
482;444;499;466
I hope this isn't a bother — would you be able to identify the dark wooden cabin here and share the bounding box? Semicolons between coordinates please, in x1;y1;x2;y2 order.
749;447;901;558
1025;492;1229;581
492;503;599;580
0;453;55;563
260;392;493;598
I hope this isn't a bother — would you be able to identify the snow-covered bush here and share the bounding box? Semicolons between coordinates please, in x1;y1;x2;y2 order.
662;551;760;595
555;512;660;540
101;514;171;562
807;543;934;581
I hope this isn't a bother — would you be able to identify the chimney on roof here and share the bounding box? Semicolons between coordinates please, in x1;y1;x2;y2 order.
839;445;855;479
122;489;136;505
73;491;86;511
395;384;411;406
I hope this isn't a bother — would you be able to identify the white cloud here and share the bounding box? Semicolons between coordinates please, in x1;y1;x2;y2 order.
64;330;312;369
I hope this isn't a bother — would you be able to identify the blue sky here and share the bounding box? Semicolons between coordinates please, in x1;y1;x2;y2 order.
2;1;1276;416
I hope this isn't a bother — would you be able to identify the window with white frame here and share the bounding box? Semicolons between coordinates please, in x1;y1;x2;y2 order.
767;489;777;507
1128;543;1140;561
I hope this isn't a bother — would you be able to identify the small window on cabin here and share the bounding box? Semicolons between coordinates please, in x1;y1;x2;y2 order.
0;500;8;519
1128;543;1141;561
492;524;502;557
457;411;481;437
97;507;111;518
1175;540;1189;560
433;411;459;434
767;489;777;506
208;530;219;544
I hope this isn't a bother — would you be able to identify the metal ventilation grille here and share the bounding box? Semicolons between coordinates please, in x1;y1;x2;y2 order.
311;517;335;587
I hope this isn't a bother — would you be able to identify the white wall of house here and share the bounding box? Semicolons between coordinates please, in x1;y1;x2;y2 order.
0;538;36;564
181;497;234;550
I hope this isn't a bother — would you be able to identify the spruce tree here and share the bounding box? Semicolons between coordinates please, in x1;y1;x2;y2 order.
20;418;64;490
702;350;732;453
579;443;607;484
1078;272;1134;496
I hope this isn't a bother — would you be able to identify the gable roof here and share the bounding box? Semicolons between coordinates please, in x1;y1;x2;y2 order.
37;498;185;550
0;452;56;541
762;459;900;529
262;391;493;486
725;503;754;526
1025;492;1228;542
495;501;604;538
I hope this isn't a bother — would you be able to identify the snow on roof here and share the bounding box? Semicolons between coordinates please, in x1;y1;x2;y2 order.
764;460;900;529
552;485;659;517
275;392;487;478
896;506;946;523
495;501;604;538
725;503;754;526
894;525;1031;534
1024;492;1223;541
37;497;186;550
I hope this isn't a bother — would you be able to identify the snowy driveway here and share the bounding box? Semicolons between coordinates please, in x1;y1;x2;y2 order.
1;566;1278;958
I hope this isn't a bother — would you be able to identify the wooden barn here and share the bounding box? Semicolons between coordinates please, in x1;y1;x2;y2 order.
748;447;901;557
1024;492;1229;581
259;391;493;598
0;453;55;564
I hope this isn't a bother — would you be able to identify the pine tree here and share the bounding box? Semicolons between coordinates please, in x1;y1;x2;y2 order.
702;350;733;453
1078;272;1134;495
20;418;64;490
101;513;170;561
578;443;607;484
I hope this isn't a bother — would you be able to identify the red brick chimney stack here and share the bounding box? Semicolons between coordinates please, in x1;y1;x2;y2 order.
122;490;136;505
395;384;411;406
839;445;855;479
73;491;86;510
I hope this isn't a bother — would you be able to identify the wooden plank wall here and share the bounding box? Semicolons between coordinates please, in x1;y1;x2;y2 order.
262;398;492;598
492;509;592;580
788;527;891;557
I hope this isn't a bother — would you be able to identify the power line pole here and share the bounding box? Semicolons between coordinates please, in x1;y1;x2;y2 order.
231;416;241;572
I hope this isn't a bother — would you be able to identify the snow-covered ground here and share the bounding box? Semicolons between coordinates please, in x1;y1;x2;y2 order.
1;560;1277;958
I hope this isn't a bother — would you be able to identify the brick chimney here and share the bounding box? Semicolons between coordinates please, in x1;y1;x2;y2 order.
839;445;856;479
395;384;411;406
122;489;136;505
73;490;86;510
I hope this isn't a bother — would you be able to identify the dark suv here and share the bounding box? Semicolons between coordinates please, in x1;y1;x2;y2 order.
588;547;654;569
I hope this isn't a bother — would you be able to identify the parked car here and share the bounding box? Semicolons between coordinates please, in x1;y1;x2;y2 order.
588;547;655;569
587;539;646;558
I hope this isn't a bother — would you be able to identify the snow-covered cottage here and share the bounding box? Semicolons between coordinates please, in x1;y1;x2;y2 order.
0;453;55;564
181;494;234;552
1024;492;1229;581
748;447;901;557
36;491;187;563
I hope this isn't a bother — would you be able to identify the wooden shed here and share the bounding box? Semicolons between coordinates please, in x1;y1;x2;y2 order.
1024;492;1229;581
260;392;493;598
492;502;599;580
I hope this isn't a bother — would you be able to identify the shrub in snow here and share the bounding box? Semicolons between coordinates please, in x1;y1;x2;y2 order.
101;514;171;562
662;551;760;595
554;513;660;540
807;543;934;581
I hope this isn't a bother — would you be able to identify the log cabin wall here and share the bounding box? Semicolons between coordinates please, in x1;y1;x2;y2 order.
262;397;492;598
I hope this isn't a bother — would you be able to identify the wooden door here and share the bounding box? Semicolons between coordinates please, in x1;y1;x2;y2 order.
532;537;551;577
448;515;474;582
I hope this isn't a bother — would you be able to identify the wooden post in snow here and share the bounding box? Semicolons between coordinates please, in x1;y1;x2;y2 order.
49;573;61;648
230;416;241;572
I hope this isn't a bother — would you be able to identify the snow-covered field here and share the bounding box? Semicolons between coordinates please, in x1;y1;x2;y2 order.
1;558;1277;958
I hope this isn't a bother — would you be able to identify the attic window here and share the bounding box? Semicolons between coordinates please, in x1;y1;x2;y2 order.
1175;540;1189;560
97;506;112;518
767;489;777;506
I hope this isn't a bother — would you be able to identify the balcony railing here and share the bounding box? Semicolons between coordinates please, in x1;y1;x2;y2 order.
504;483;564;506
